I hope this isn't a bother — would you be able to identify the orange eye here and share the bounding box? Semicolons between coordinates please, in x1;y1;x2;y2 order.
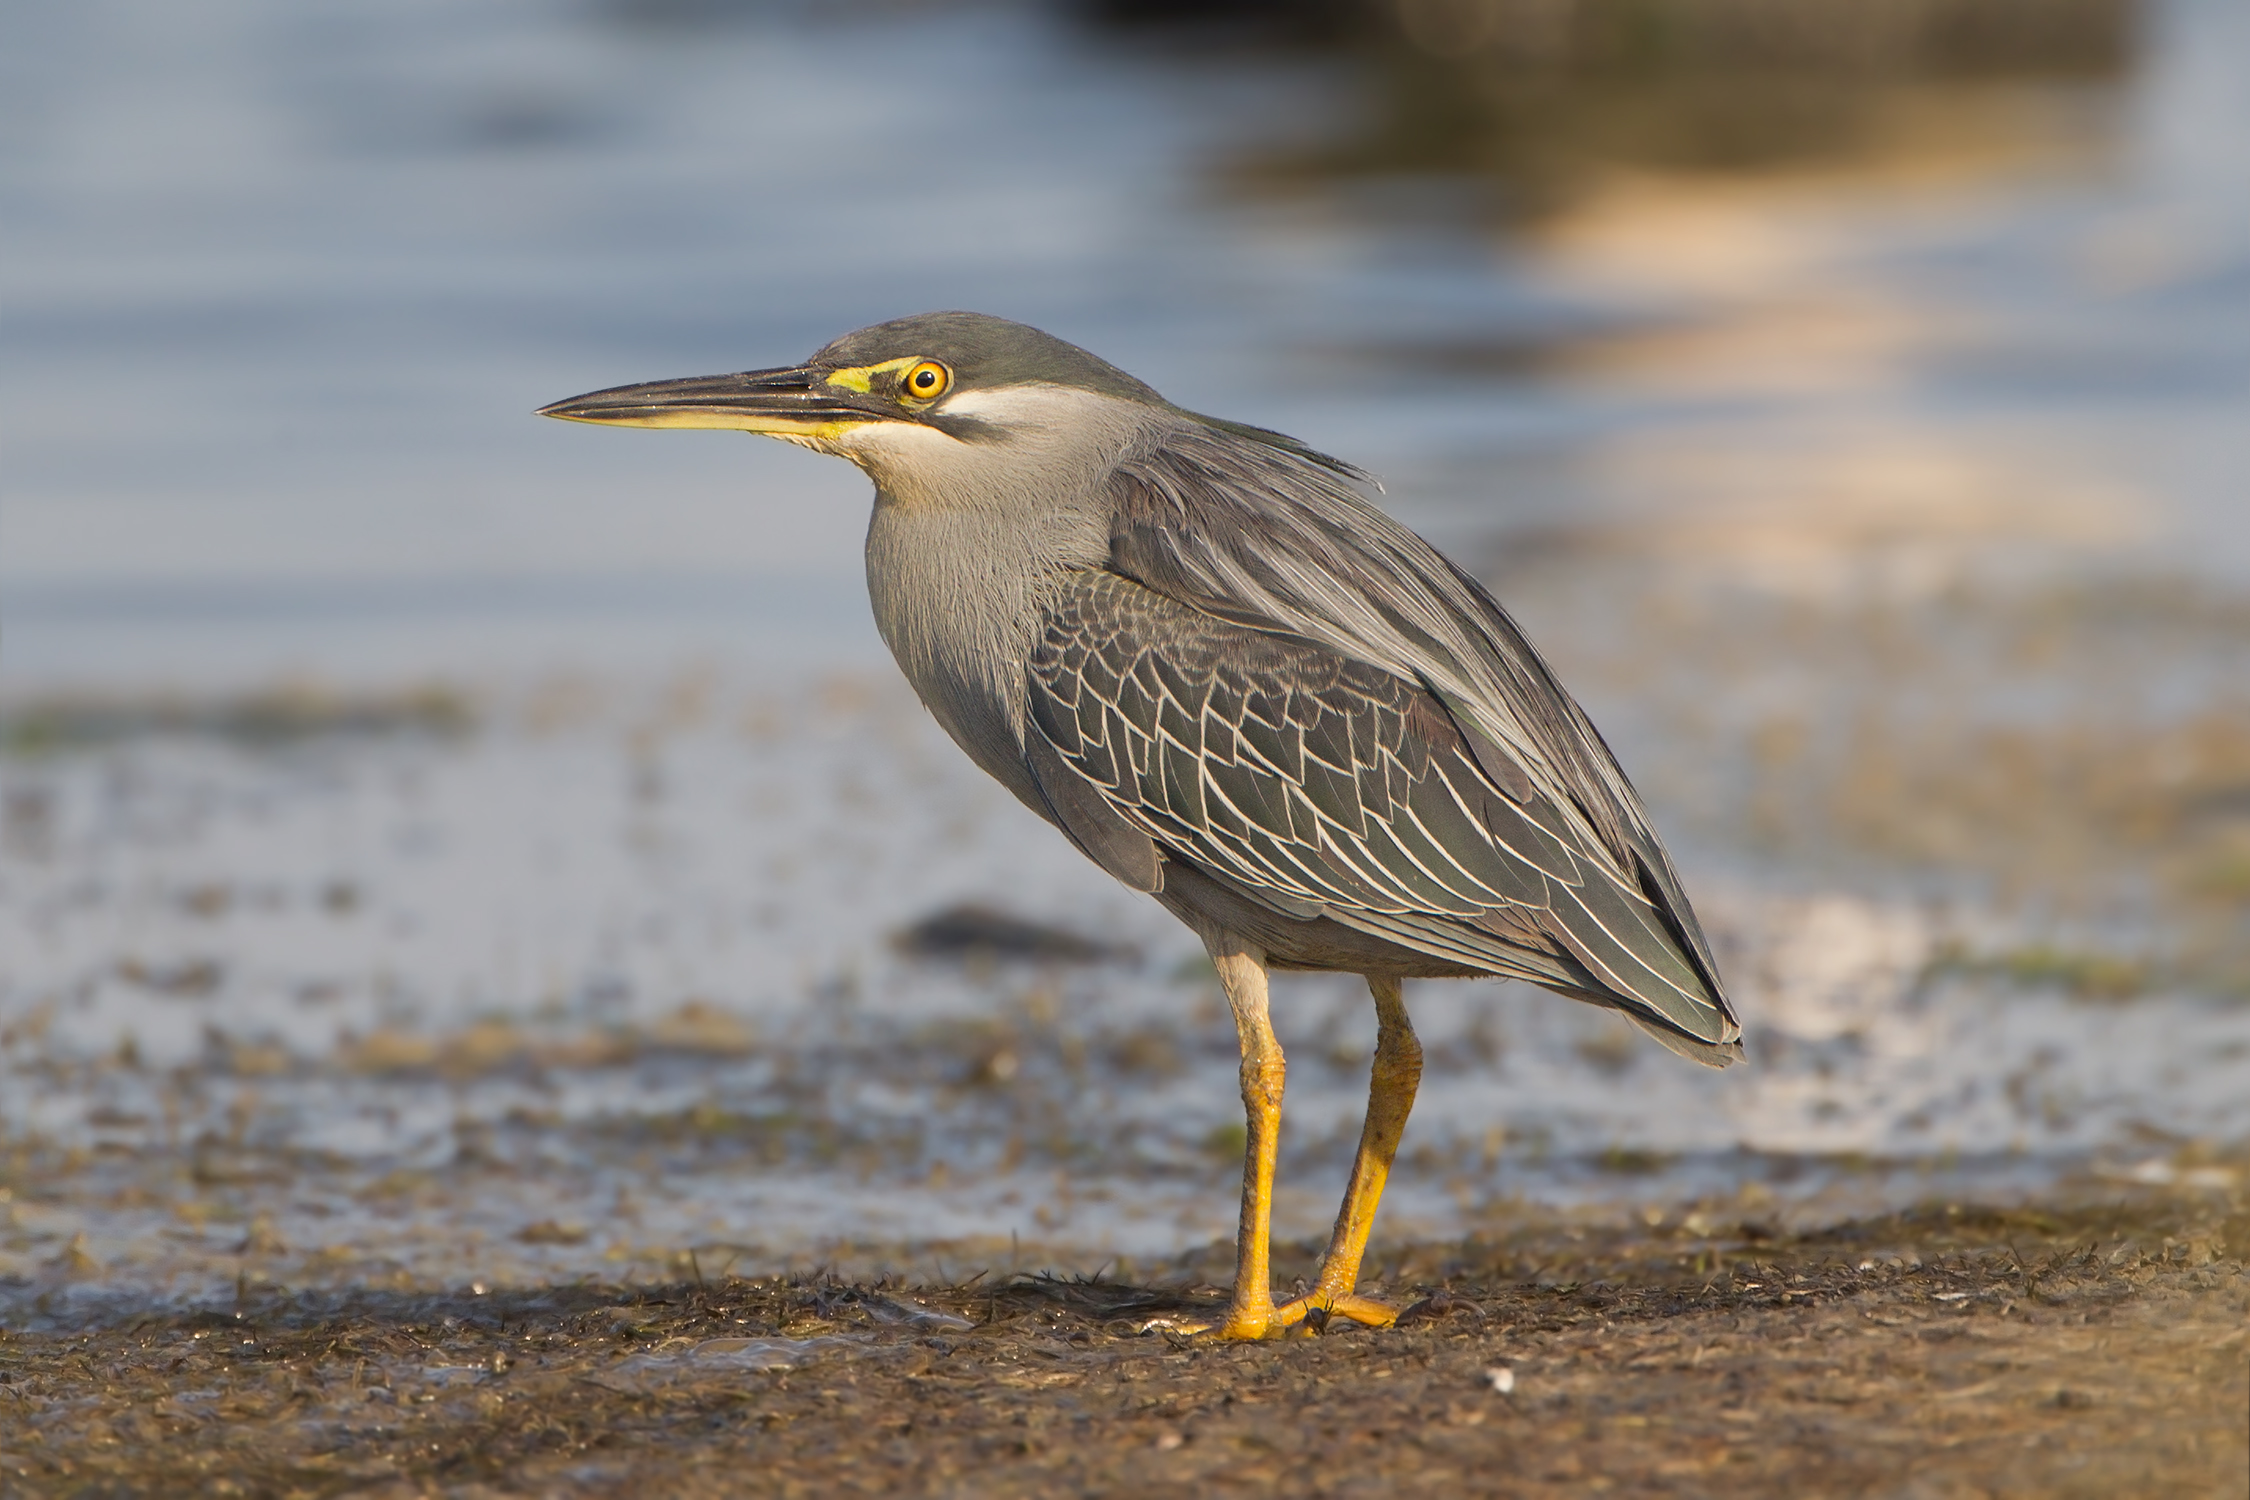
902;360;950;401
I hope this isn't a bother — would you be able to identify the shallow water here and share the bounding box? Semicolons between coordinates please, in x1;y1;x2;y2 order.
2;0;2247;1302
2;672;2243;1310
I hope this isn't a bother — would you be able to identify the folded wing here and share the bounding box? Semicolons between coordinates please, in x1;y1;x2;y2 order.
1025;567;1740;1063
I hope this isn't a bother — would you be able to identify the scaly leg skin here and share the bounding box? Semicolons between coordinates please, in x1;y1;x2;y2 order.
1178;931;1286;1341
1273;974;1421;1331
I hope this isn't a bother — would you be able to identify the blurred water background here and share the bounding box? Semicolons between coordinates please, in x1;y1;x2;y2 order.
2;0;2246;1310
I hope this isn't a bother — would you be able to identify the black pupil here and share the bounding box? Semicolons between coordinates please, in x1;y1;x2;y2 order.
913;368;935;390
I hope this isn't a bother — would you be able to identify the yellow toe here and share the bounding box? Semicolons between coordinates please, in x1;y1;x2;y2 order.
1273;1290;1400;1330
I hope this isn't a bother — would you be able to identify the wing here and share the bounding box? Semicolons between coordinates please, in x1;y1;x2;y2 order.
1097;419;1737;1049
1024;567;1739;1060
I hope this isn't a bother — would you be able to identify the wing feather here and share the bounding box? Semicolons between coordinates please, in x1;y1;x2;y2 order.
1025;568;1737;1057
1105;423;1735;1020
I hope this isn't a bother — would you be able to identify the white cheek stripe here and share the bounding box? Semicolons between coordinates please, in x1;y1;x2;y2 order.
832;421;968;459
935;384;1080;423
830;385;1063;458
827;384;1137;477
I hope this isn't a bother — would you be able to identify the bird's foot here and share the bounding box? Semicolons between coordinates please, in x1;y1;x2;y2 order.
1136;1294;1296;1341
1138;1290;1398;1340
1273;1289;1401;1331
1135;1310;1288;1341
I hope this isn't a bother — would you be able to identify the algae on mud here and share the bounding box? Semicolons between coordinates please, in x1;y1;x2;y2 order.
0;1191;2240;1497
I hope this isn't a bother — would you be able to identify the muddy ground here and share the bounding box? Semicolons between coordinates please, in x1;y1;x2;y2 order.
2;1190;2242;1498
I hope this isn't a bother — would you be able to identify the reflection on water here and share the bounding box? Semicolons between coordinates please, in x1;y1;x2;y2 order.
2;0;2246;1293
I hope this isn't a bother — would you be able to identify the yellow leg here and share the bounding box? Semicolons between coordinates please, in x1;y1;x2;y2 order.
1208;932;1284;1340
1274;975;1420;1330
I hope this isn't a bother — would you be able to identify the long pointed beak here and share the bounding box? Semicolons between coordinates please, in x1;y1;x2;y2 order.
537;365;890;438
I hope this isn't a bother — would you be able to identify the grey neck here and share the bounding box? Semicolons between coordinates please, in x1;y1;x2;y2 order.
851;385;1142;812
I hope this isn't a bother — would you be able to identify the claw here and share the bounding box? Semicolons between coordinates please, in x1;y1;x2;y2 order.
1137;1315;1210;1338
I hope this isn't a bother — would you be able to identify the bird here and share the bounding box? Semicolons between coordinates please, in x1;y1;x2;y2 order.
540;311;1740;1339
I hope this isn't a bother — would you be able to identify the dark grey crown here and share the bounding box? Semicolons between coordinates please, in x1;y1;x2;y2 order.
812;312;1167;406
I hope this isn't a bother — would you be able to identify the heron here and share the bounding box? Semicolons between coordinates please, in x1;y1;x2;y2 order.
541;311;1740;1339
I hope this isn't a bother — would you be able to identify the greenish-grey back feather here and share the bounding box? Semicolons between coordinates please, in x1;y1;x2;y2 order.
1026;566;1741;1061
1080;418;1741;1059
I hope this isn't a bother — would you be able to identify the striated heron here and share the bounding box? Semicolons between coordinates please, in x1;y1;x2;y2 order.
541;312;1740;1339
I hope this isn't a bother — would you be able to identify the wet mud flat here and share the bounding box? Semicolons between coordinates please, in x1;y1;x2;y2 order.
3;584;2246;1497
3;1188;2242;1498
